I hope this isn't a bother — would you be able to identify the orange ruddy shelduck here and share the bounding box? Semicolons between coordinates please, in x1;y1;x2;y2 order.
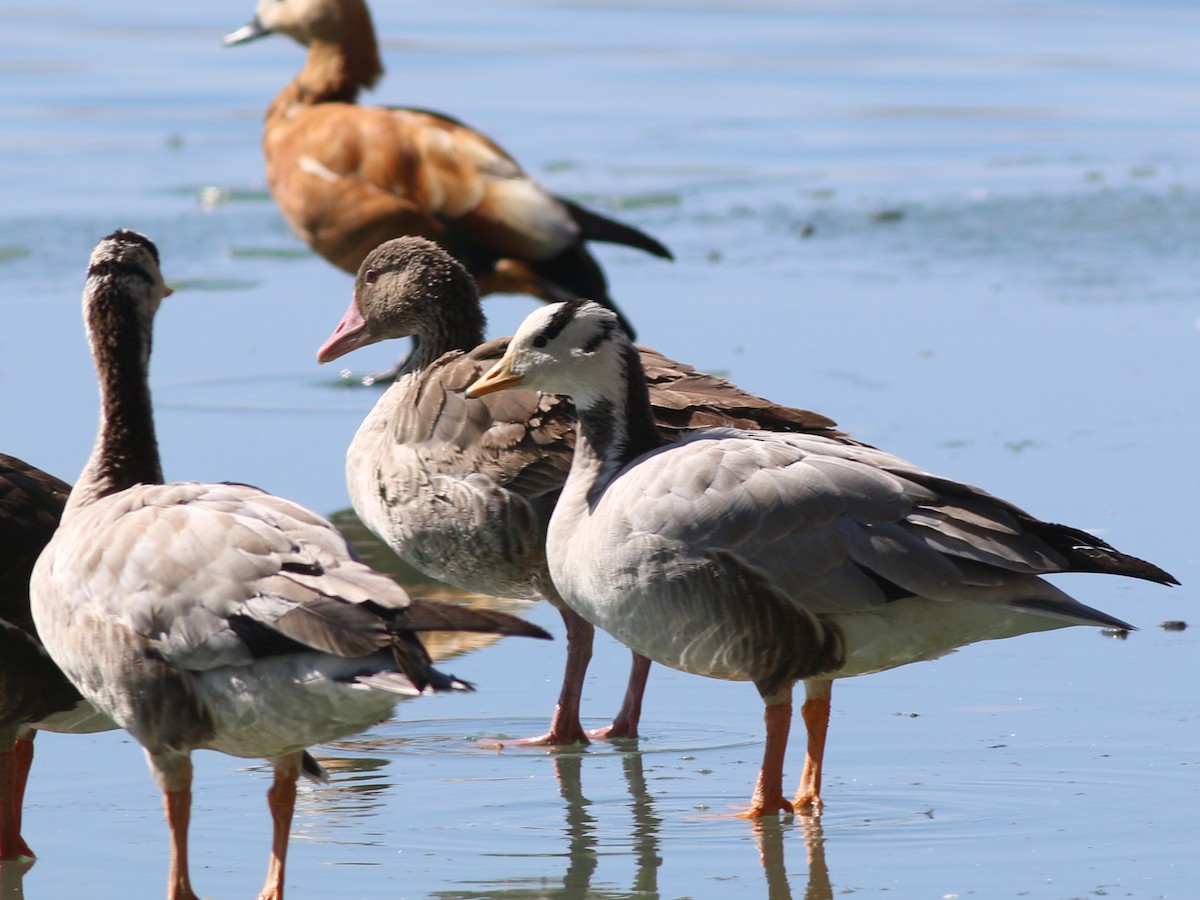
226;0;671;338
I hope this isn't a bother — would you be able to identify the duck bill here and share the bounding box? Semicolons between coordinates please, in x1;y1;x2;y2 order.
224;17;271;47
465;359;524;397
317;298;374;363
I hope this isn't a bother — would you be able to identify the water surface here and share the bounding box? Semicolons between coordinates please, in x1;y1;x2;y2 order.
2;1;1197;897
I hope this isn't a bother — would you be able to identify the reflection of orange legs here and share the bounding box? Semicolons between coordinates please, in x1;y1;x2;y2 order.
740;686;794;819
257;753;301;900
588;652;649;740
794;680;832;814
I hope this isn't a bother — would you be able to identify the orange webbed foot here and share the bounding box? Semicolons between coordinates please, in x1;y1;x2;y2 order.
793;791;824;817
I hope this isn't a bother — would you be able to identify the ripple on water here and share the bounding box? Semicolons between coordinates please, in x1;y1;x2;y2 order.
325;715;760;758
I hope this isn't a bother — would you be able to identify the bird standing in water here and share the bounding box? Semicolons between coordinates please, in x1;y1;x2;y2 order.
316;236;843;746
467;299;1177;817
31;230;549;899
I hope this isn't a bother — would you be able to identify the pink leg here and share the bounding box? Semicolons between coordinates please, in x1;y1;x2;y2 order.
10;737;34;859
0;747;27;862
588;652;650;740
499;606;595;746
257;753;302;900
793;679;833;814
12;737;33;809
740;685;795;819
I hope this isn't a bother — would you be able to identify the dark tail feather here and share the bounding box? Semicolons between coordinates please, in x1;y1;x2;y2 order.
402;598;552;640
560;197;674;259
1028;520;1179;585
1007;597;1135;632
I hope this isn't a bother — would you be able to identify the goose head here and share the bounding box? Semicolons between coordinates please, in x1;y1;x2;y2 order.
82;229;171;371
71;229;173;509
466;300;631;409
317;237;483;364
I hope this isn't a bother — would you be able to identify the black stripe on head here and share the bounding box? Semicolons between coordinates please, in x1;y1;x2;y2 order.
538;298;590;344
86;258;157;288
581;314;619;353
89;230;161;287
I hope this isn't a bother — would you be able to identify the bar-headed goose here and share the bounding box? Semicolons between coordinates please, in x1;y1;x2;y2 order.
29;230;549;899
317;236;843;745
225;0;671;343
466;299;1177;817
1;456;115;862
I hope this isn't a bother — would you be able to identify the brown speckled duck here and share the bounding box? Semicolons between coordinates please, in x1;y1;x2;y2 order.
317;236;845;746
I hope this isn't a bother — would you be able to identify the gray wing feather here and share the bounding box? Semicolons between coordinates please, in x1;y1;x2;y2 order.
597;429;1130;618
54;482;414;671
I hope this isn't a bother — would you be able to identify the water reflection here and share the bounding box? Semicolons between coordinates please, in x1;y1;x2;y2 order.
618;752;663;897
415;747;836;900
0;859;30;900
554;755;598;896
0;748;844;900
287;754;395;845
427;749;666;899
755;817;831;900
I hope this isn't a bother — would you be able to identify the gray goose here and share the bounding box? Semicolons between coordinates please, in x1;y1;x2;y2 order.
29;230;548;900
0;456;113;862
466;299;1177;817
316;236;844;745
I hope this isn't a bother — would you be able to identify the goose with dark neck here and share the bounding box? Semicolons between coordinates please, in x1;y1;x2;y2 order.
466;299;1177;817
30;230;549;899
317;236;845;745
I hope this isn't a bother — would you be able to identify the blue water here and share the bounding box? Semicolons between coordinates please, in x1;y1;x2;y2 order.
2;0;1197;897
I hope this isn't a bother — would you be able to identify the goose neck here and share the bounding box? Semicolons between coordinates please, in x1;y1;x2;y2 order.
408;301;487;372
69;303;163;511
571;343;663;502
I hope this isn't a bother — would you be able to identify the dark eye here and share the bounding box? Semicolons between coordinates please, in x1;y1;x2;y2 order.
532;335;548;348
363;269;378;285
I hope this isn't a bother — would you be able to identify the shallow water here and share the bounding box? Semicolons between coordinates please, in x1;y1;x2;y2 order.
2;0;1197;897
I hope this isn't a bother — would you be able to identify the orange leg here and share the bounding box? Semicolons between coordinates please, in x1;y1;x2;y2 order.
740;686;795;819
257;753;302;900
793;679;833;814
588;652;650;740
163;783;200;900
